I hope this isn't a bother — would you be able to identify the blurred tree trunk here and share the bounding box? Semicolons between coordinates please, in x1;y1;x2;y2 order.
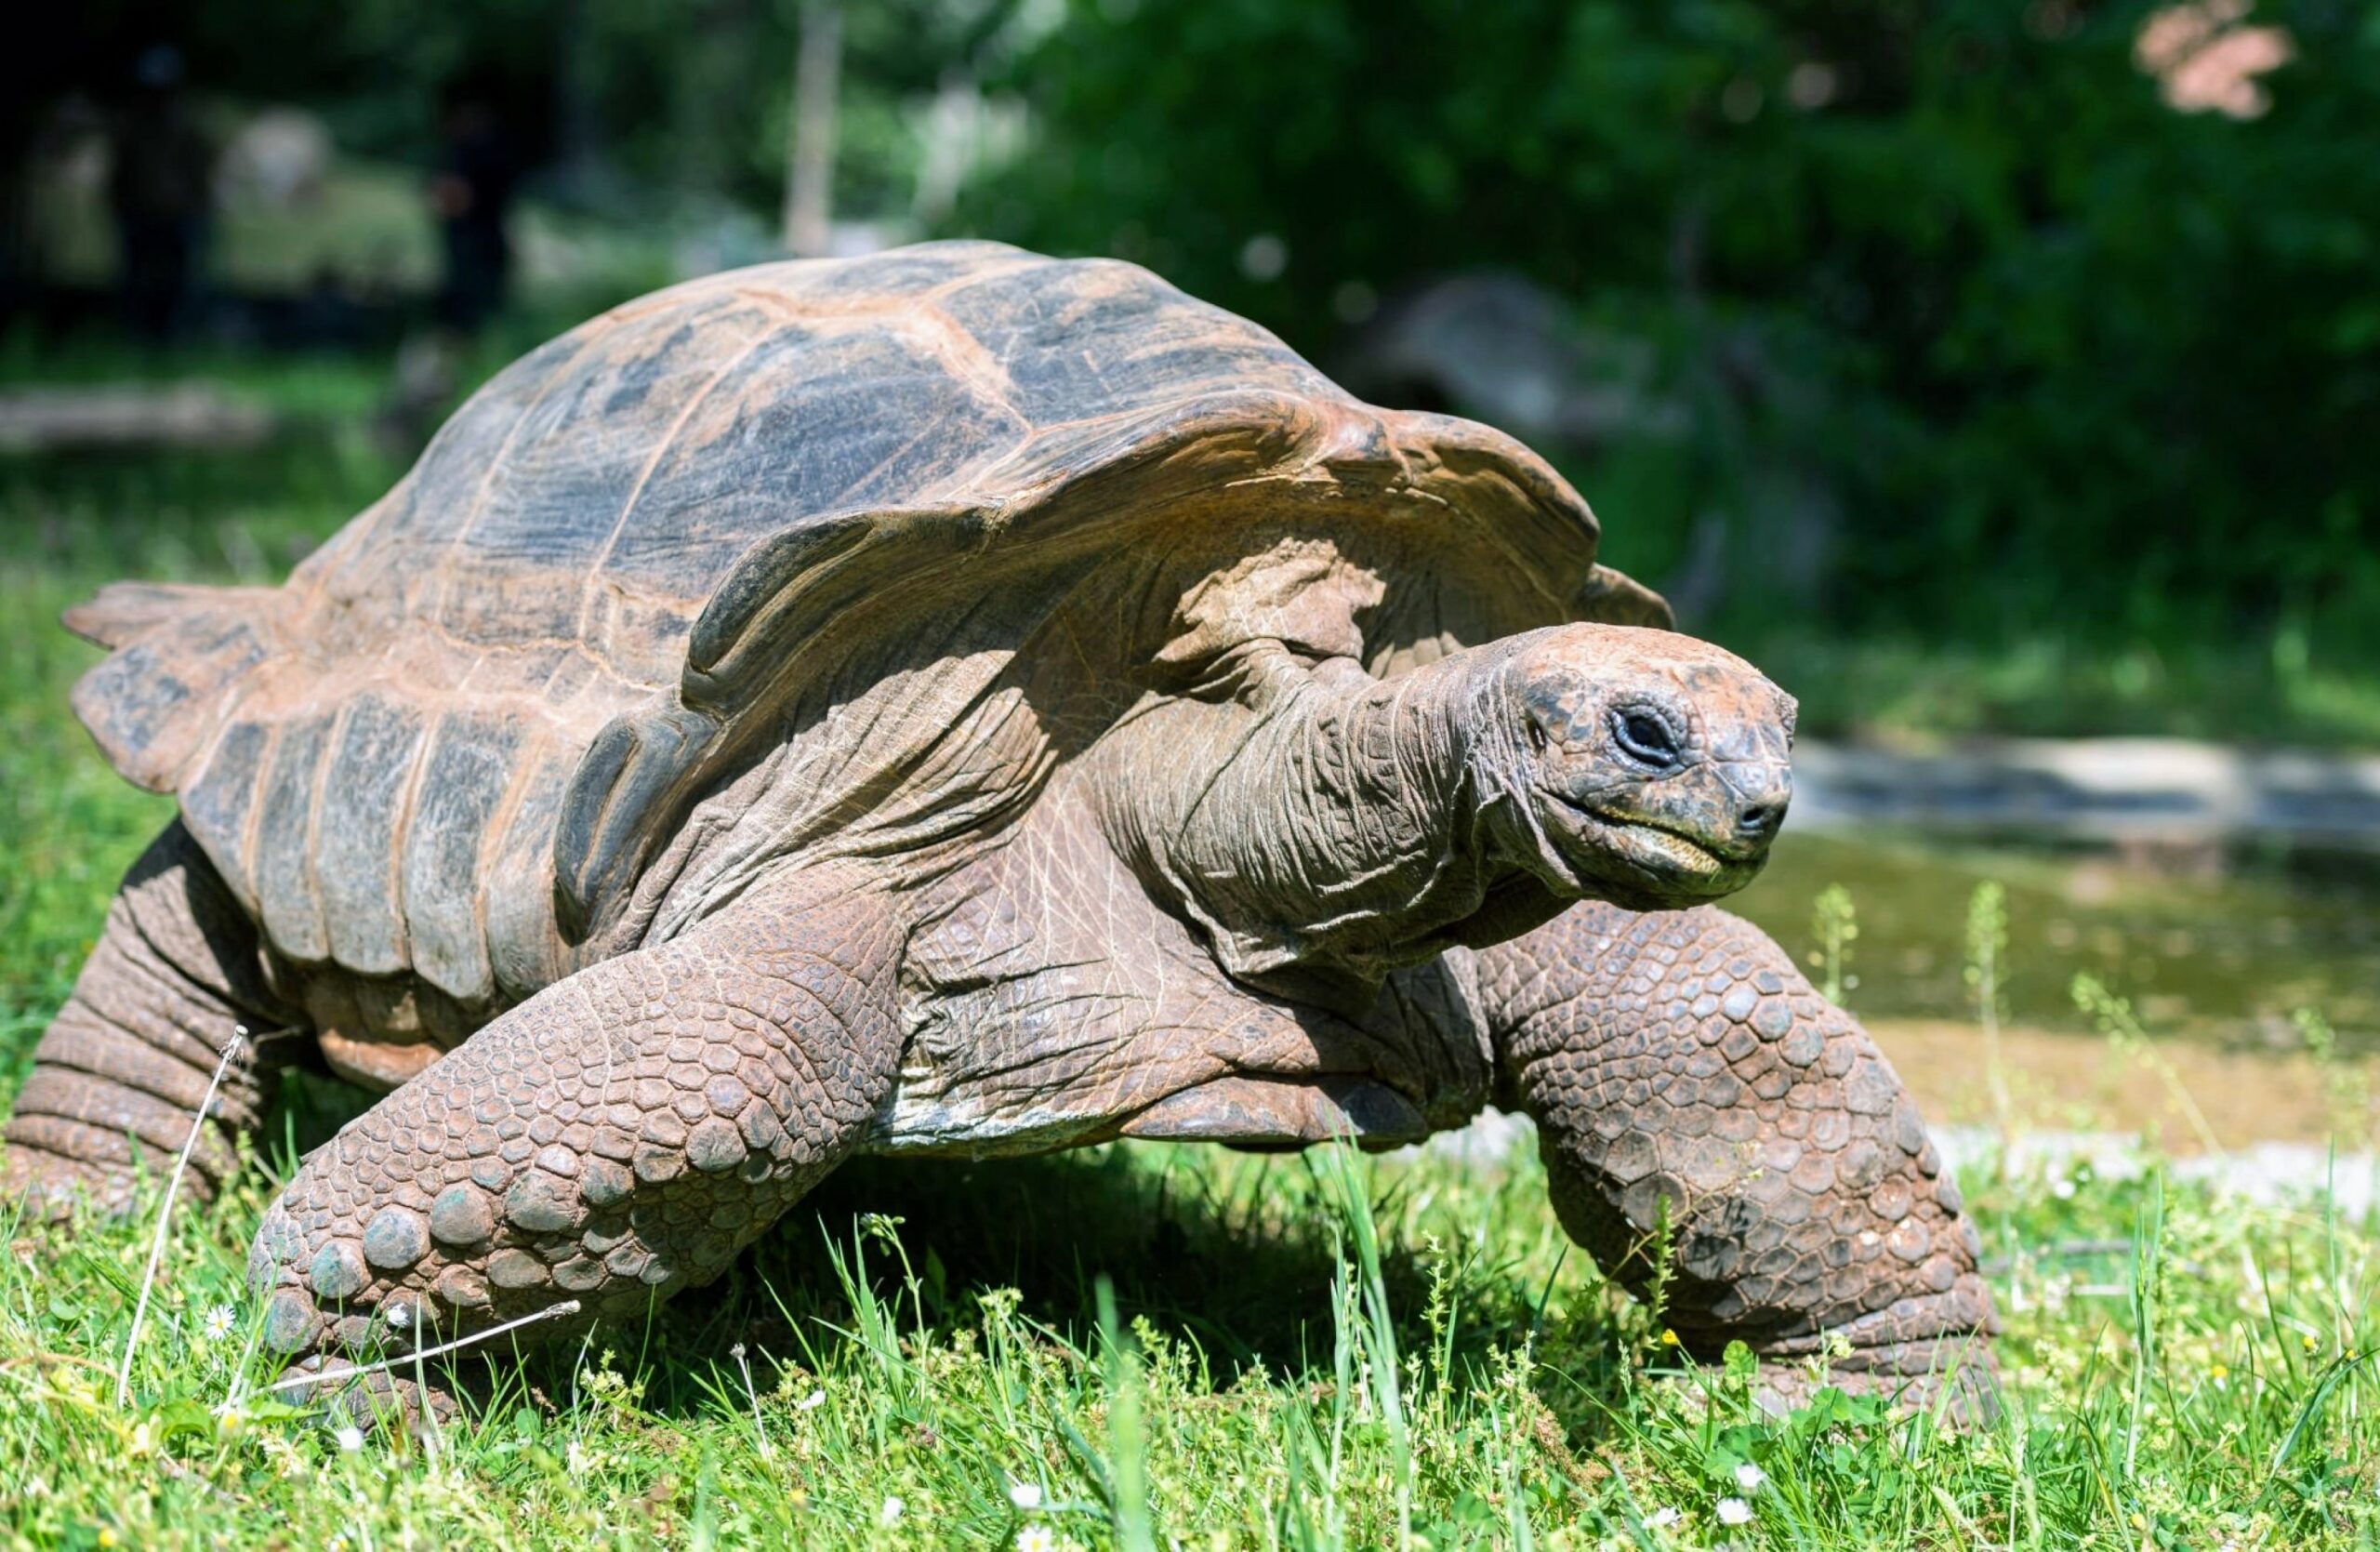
783;0;841;257
551;0;603;202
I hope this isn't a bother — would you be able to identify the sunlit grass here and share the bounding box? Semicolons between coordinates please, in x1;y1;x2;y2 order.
4;1108;2379;1546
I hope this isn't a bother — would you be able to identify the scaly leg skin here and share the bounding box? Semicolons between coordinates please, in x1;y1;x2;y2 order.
3;822;298;1215
246;870;903;1423
1480;901;2001;1423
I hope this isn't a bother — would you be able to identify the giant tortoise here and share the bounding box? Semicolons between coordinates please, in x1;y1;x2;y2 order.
3;241;1995;1413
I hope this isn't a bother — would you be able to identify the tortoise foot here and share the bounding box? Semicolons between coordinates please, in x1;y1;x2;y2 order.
0;1144;142;1223
1751;1338;2003;1428
275;1351;461;1440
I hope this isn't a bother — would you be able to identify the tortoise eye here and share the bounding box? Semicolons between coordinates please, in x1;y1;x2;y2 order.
1609;708;1683;771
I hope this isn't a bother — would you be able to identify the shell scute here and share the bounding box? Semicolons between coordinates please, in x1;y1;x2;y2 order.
317;692;427;975
417;294;783;663
592;322;1025;614
180;720;267;903
337;325;598;604
402;711;529;1001
67;596;276;793
943;261;1313;430
254;710;337;963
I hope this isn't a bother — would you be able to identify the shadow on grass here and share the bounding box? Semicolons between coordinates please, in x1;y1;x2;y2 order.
555;1147;1626;1426
264;1072;1638;1432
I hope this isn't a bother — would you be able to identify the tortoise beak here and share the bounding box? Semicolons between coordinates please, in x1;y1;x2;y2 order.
1529;783;1776;907
1719;755;1792;848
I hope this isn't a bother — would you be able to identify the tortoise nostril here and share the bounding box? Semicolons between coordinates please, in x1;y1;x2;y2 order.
1737;800;1784;841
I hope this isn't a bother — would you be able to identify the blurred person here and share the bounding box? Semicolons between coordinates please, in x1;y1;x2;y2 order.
109;45;213;344
429;81;519;334
384;80;521;449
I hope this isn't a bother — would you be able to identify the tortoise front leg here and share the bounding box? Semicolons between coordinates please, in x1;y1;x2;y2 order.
245;871;904;1393
3;822;300;1214
1478;901;2000;1419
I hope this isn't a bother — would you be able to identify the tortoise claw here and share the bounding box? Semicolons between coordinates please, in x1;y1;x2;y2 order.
1748;1340;2003;1430
276;1353;460;1441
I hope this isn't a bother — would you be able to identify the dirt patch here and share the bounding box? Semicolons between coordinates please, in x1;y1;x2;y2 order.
1873;1017;2369;1153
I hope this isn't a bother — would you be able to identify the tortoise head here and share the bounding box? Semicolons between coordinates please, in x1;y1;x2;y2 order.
1492;625;1795;909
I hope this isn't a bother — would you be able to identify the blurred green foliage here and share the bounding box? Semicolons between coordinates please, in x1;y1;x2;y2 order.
965;0;2380;660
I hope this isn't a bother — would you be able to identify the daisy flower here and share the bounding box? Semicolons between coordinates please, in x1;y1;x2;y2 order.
1715;1496;1754;1526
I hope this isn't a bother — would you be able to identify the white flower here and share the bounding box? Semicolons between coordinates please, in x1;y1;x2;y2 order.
2052;1176;2078;1200
203;1303;237;1342
796;1387;826;1412
1643;1506;1681;1527
565;1438;589;1476
1015;1527;1056;1552
1715;1496;1754;1526
334;1425;365;1453
1008;1479;1044;1510
879;1495;906;1527
1734;1461;1767;1492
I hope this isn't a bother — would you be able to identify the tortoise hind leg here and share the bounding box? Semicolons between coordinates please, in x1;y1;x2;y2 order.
3;822;301;1214
245;870;904;1392
1478;900;2000;1421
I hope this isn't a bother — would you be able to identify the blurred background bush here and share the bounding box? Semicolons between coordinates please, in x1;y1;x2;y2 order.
3;0;2375;745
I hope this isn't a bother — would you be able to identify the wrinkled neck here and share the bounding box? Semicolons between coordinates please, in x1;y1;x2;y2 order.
1093;641;1530;1002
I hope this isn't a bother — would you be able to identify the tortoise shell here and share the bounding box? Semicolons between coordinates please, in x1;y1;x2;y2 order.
67;241;1669;1037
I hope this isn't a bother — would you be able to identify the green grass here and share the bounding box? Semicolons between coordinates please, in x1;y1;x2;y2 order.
5;1099;2380;1546
3;370;2379;1547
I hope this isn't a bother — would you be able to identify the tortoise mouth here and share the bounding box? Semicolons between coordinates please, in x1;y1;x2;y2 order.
1533;789;1766;904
